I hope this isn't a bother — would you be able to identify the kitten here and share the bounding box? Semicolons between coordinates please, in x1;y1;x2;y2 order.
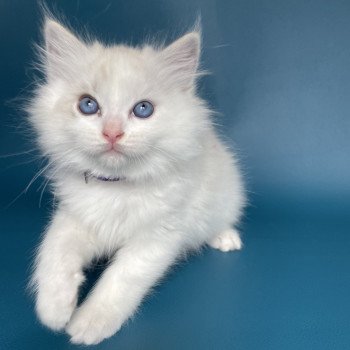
29;18;246;345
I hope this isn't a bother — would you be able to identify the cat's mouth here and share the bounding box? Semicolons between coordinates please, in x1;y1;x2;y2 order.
104;148;122;155
101;144;125;156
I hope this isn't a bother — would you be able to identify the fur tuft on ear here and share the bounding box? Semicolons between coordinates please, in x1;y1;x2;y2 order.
159;31;201;91
43;19;88;81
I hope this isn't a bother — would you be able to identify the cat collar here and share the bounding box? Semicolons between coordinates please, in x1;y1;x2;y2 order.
84;171;124;183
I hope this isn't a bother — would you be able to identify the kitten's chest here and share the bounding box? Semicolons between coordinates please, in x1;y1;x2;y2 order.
59;179;185;245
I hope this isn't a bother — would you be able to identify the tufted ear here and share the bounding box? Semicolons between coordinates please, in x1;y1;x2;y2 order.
159;32;201;90
43;19;88;80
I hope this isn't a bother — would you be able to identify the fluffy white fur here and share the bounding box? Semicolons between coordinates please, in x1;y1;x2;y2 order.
29;18;246;345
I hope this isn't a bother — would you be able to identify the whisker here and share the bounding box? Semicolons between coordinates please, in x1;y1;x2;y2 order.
3;145;80;209
39;175;52;208
23;162;51;194
144;143;178;164
0;147;38;158
2;157;40;171
4;163;50;209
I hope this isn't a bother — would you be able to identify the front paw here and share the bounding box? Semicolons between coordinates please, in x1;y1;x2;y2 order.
36;290;77;331
35;272;84;331
66;303;123;345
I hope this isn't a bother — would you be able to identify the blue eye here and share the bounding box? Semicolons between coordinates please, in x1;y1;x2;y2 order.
133;101;154;118
78;96;99;115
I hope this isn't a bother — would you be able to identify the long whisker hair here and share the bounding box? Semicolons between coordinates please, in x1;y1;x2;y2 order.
4;143;83;208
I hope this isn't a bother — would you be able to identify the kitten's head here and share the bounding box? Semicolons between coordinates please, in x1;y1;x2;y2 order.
29;19;210;182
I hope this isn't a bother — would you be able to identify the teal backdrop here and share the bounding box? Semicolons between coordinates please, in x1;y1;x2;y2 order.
1;0;350;349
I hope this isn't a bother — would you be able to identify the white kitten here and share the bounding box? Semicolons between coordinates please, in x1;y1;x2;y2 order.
28;18;246;345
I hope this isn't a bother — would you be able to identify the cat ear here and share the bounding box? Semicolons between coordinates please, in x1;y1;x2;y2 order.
43;19;88;80
159;32;201;90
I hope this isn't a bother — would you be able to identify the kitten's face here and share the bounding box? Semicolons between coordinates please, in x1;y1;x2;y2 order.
30;20;209;181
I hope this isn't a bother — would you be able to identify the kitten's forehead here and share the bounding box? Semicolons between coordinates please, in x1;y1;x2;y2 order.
89;44;157;104
106;45;151;72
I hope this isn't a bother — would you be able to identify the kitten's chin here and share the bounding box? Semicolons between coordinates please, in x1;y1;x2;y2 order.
83;145;173;182
98;151;126;168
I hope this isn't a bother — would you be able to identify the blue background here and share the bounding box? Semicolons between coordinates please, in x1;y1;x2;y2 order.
1;0;350;349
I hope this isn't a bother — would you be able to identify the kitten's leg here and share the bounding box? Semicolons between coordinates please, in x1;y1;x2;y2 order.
32;209;95;331
208;228;243;252
66;237;180;345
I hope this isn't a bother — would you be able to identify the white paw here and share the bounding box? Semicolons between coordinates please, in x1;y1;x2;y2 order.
66;303;123;345
208;229;243;252
36;287;77;331
35;272;84;331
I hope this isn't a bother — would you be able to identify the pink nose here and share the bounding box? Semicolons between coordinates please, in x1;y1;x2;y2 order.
102;128;124;144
